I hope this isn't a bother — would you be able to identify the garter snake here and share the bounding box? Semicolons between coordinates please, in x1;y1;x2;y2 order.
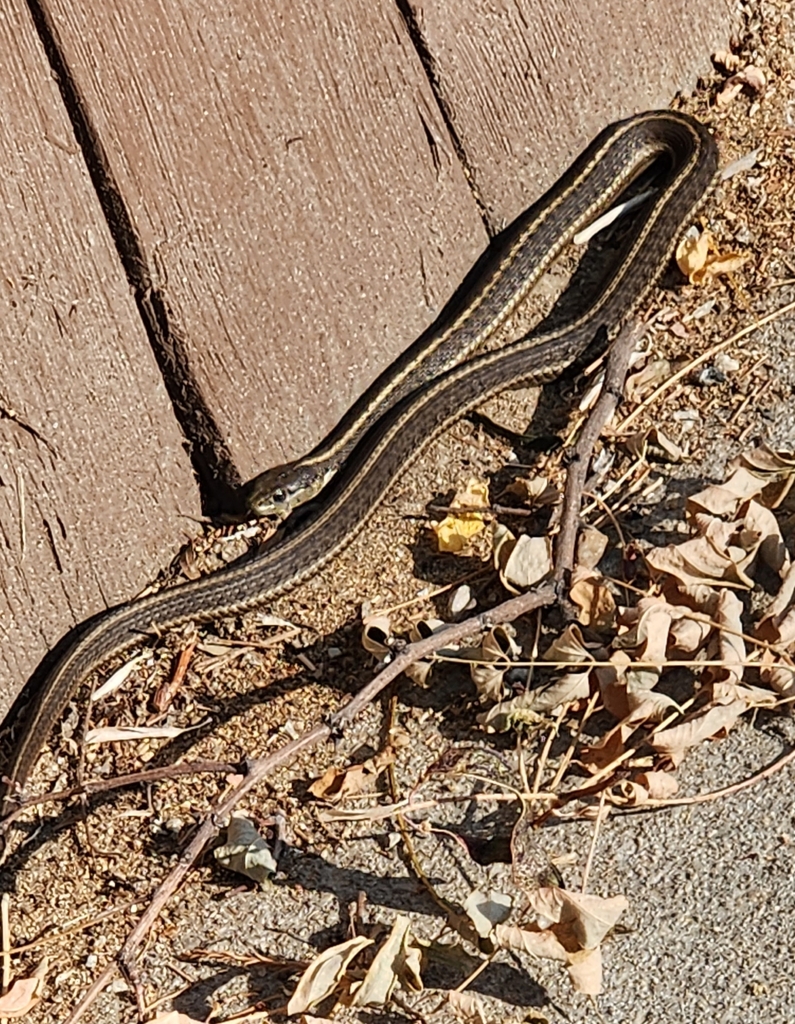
1;110;717;815
244;110;714;519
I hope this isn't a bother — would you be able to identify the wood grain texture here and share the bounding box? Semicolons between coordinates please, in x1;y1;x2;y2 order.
43;0;486;484
409;0;733;229
0;1;200;712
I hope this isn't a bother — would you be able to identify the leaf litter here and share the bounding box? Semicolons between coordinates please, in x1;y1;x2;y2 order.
294;442;795;1012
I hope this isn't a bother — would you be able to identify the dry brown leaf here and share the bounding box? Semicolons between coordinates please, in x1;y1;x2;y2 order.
645;527;755;588
730;446;795;508
493;923;569;961
309;748;395;803
759;648;795;699
361;616;393;659
688;467;766;518
606;780;651;807
554;890;628;949
668;614;712;656
633;600;673;664
542;623;598;664
464;889;513;938
525;887;627;950
502;475;558;508
151;1014;205;1024
661;579;721;617
0;976;45;1019
757;562;795;634
713;49;742;72
575;526;609;570
595;651;630;720
349;915;422;1006
650;700;748;765
447;989;489;1023
734;445;795;476
92;653;149;700
287;936;373;1015
84;724;187;745
566;946;603;996
706;589;745;687
214;814;277;884
675;228;749;283
467;625;520;703
527;672;592;713
675;228;710;278
636;770;680;799
404;618;448;686
499;534;552;592
432;478;489;552
716;63;766;107
608;770;679;807
624;426;683;463
579;727;627;772
741;500;788;573
569;569;616;631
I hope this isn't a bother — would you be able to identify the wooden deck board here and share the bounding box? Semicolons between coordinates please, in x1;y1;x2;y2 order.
44;0;487;484
0;1;200;712
407;0;732;228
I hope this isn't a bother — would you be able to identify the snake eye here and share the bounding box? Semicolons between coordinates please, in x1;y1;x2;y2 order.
271;488;287;503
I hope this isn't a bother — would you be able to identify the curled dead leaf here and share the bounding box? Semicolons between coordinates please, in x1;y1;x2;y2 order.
361;616;393;659
608;770;678;807
502;474;559;508
636;770;680;799
309;748;396;803
466;624;520;703
214;814;277;884
651;700;749;765
447;989;489;1023
675;228;749;284
493;923;569;961
463;889;513;938
705;589;745;687
432;478;489;552
624;426;683;463
349;915;422;1006
566;946;603;996
287;936;373;1016
575;526;609;570
497;533;552;593
716;63;766;107
0;971;46;1018
569;569;616;631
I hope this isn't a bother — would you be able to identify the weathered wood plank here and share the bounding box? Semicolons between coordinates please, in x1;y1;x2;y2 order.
44;0;486;486
408;0;733;228
0;1;200;713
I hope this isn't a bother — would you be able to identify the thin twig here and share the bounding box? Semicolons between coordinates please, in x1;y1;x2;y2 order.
531;704;567;795
1;892;10;1000
3;760;240;823
555;321;642;582
549;691;600;791
580;789;607;893
635;746;795;809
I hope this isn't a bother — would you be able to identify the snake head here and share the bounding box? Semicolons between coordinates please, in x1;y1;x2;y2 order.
243;462;332;519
